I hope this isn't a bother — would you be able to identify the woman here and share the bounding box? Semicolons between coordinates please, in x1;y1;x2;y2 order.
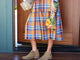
22;0;63;60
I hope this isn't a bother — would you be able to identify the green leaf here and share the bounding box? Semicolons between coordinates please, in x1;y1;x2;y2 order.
15;5;17;10
50;17;56;25
54;2;59;9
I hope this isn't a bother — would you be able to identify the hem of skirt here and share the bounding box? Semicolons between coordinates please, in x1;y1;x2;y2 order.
24;38;56;41
24;39;63;41
24;38;63;41
24;36;64;41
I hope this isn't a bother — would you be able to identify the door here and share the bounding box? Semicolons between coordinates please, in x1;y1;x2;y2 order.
17;0;79;46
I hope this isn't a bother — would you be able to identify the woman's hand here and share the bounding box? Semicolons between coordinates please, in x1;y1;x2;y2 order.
51;6;56;12
51;0;57;12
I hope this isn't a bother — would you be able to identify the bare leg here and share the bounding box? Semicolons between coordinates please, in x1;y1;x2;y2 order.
22;39;39;59
30;39;37;51
46;39;54;53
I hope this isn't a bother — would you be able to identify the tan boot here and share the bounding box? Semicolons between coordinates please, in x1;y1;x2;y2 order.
22;49;40;60
38;51;53;60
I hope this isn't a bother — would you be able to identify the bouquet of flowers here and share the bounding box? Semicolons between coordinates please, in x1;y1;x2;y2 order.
45;1;59;29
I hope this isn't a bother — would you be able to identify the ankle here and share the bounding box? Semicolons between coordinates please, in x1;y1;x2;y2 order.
32;48;38;52
46;50;51;53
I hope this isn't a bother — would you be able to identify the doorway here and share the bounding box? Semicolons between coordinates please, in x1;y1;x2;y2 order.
13;0;38;52
13;0;80;52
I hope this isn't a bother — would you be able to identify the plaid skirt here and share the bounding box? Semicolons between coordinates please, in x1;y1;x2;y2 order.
25;0;64;41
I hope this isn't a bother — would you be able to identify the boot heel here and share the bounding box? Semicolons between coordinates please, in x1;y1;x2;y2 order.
34;56;40;59
49;57;53;60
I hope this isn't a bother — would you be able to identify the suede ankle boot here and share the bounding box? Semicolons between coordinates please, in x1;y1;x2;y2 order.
38;51;53;60
22;49;40;60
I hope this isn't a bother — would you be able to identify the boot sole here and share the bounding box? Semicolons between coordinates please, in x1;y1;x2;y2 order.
48;57;53;60
22;56;40;60
33;56;40;59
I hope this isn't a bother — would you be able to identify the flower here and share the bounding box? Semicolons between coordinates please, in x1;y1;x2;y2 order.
45;18;51;27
